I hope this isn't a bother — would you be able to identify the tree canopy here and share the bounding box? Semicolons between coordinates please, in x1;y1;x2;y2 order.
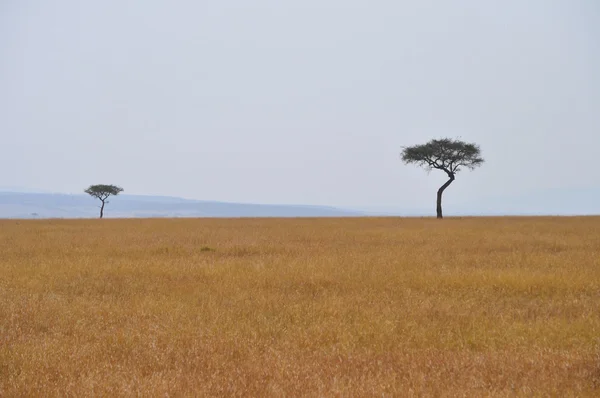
85;184;123;200
401;138;484;177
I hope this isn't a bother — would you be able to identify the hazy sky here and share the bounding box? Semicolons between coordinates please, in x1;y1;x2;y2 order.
1;1;599;209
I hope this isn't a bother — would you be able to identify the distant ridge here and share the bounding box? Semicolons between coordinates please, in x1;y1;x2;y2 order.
1;186;599;219
0;192;363;219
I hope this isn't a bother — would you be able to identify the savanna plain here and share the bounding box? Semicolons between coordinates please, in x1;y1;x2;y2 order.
1;217;599;397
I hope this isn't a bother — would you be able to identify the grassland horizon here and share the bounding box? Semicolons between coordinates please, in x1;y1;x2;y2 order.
1;216;599;396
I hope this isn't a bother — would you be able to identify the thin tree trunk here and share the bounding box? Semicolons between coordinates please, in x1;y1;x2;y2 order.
436;174;455;219
100;201;105;219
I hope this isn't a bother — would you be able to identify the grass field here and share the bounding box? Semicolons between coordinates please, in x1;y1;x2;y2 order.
1;217;599;396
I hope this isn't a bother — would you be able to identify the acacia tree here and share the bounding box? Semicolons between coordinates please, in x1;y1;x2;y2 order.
401;138;484;219
84;184;123;218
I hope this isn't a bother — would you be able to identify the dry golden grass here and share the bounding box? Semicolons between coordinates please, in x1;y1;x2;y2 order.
1;217;599;397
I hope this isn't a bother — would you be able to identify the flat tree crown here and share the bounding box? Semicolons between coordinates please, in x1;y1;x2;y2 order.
84;184;124;200
401;138;484;175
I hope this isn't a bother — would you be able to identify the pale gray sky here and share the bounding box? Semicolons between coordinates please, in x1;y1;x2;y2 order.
1;0;599;209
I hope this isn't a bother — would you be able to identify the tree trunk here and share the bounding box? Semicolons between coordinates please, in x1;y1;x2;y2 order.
100;200;105;219
436;174;455;219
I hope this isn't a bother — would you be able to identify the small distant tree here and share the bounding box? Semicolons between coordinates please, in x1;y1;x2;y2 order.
401;138;484;219
84;184;123;218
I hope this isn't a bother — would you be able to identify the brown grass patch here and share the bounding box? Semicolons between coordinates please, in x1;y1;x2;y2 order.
1;217;599;396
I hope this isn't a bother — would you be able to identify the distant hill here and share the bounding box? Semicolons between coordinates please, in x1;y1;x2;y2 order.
0;192;363;219
1;186;598;219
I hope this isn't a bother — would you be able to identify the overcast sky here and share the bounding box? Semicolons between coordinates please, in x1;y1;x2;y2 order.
1;0;598;209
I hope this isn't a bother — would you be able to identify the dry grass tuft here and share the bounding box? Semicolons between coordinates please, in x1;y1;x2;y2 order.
1;217;599;396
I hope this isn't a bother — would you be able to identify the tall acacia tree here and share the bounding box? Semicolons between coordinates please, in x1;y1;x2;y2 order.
84;184;123;218
401;138;484;219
